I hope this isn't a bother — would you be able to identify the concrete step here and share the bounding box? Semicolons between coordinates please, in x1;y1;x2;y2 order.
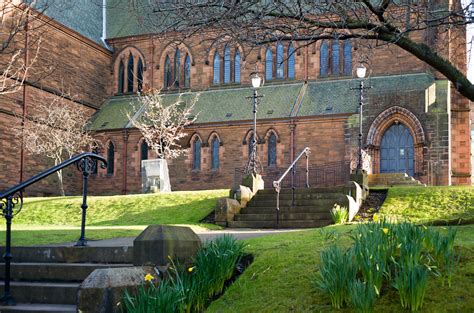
228;219;332;229
234;212;331;221
0;262;133;282
258;187;346;195
0;246;133;264
240;206;332;214
0;281;79;305
253;192;345;201
247;197;347;208
0;303;76;313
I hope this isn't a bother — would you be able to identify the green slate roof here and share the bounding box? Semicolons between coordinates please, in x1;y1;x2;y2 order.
297;73;435;117
89;73;438;131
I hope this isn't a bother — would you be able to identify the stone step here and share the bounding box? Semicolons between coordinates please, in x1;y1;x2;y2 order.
247;197;347;208
0;262;133;282
0;281;79;305
240;206;332;214
253;192;345;201
258;187;346;195
0;246;133;264
234;212;331;221
228;219;332;229
0;303;76;313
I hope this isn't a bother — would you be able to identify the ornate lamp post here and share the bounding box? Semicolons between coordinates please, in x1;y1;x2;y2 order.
244;72;264;175
353;64;371;171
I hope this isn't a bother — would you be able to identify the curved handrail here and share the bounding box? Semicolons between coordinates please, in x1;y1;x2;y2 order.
0;152;106;199
0;152;107;305
272;147;311;226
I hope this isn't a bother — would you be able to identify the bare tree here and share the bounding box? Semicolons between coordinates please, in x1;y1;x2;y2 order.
14;92;97;196
128;90;198;160
128;0;474;101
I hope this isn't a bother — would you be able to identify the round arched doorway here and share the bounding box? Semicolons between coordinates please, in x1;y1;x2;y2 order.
380;123;414;176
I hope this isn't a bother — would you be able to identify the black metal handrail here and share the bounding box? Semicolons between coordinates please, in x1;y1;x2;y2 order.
0;152;106;305
272;147;311;226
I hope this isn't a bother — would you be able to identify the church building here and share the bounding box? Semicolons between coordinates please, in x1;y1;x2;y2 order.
0;0;472;195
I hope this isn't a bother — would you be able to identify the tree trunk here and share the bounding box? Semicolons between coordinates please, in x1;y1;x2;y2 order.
55;159;65;196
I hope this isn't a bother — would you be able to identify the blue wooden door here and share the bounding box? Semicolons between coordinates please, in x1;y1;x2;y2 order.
380;123;414;176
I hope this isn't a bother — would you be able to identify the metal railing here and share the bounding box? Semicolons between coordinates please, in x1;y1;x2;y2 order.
272;147;311;225
0;152;106;305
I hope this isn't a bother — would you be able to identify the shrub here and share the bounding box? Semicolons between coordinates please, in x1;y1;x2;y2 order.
313;245;356;309
331;204;349;224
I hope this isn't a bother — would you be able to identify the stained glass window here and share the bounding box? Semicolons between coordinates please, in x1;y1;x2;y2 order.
107;142;115;175
127;53;134;93
137;58;143;92
343;40;352;76
224;45;231;84
118;61;124;93
288;43;295;79
184;54;191;87
265;48;273;81
234;51;241;83
276;43;284;79
174;49;180;87
213;52;220;84
193;138;201;170
320;41;329;76
164;55;171;87
211;137;220;169
331;40;340;76
268;133;277;166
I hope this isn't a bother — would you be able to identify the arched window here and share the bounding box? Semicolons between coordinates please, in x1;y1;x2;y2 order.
164;55;171;88
107;142;115;175
331;40;340;76
288;43;295;79
213;52;220;84
265;48;273;81
174;49;181;87
320;41;329;76
268;132;277;166
223;45;231;84
184;54;191;88
137;58;143;92
276;43;284;79
193;137;201;170
343;40;352;76
127;53;134;93
140;140;148;172
211;137;220;169
118;61;124;93
234;50;241;83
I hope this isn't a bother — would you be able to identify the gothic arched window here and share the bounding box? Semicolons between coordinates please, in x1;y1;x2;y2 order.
234;50;241;83
288;43;295;79
320;41;329;76
265;48;273;81
140;140;148;172
211;137;220;169
193;137;201;170
343;40;352;76
223;45;231;84
107;142;115;175
331;40;340;76
118;61;124;93
184;54;191;88
213;52;220;84
137;58;143;92
268;132;277;166
127;54;134;93
174;49;181;87
164;55;171;88
276;43;284;79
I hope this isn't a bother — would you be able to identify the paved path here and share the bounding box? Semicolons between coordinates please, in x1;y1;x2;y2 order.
54;228;306;247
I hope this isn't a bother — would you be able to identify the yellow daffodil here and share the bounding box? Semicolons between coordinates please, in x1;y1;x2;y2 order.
373;214;379;223
188;266;195;273
144;273;154;282
382;228;389;235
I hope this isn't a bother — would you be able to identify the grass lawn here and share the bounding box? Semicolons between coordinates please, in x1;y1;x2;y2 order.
0;189;228;246
379;186;474;223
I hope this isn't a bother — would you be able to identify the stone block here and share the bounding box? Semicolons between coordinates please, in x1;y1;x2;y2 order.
241;173;264;194
133;225;201;266
77;266;155;313
215;198;242;227
350;169;368;189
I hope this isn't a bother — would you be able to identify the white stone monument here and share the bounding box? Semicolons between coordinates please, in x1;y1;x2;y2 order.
141;159;171;193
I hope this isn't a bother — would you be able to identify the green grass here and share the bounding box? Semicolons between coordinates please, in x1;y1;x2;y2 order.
379;186;474;223
207;224;474;312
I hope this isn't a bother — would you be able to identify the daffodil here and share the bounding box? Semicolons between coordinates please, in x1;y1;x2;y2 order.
382;228;389;235
144;273;154;282
373;214;379;223
188;266;195;273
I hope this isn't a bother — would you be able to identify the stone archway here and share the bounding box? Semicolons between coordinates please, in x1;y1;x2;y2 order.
366;106;425;176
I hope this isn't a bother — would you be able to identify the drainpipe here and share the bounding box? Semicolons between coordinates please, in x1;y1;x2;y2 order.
290;120;296;163
100;0;112;50
20;11;29;184
122;130;129;194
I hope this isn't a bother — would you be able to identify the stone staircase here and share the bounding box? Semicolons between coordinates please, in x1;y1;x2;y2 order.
0;245;133;312
368;173;425;187
229;187;352;228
